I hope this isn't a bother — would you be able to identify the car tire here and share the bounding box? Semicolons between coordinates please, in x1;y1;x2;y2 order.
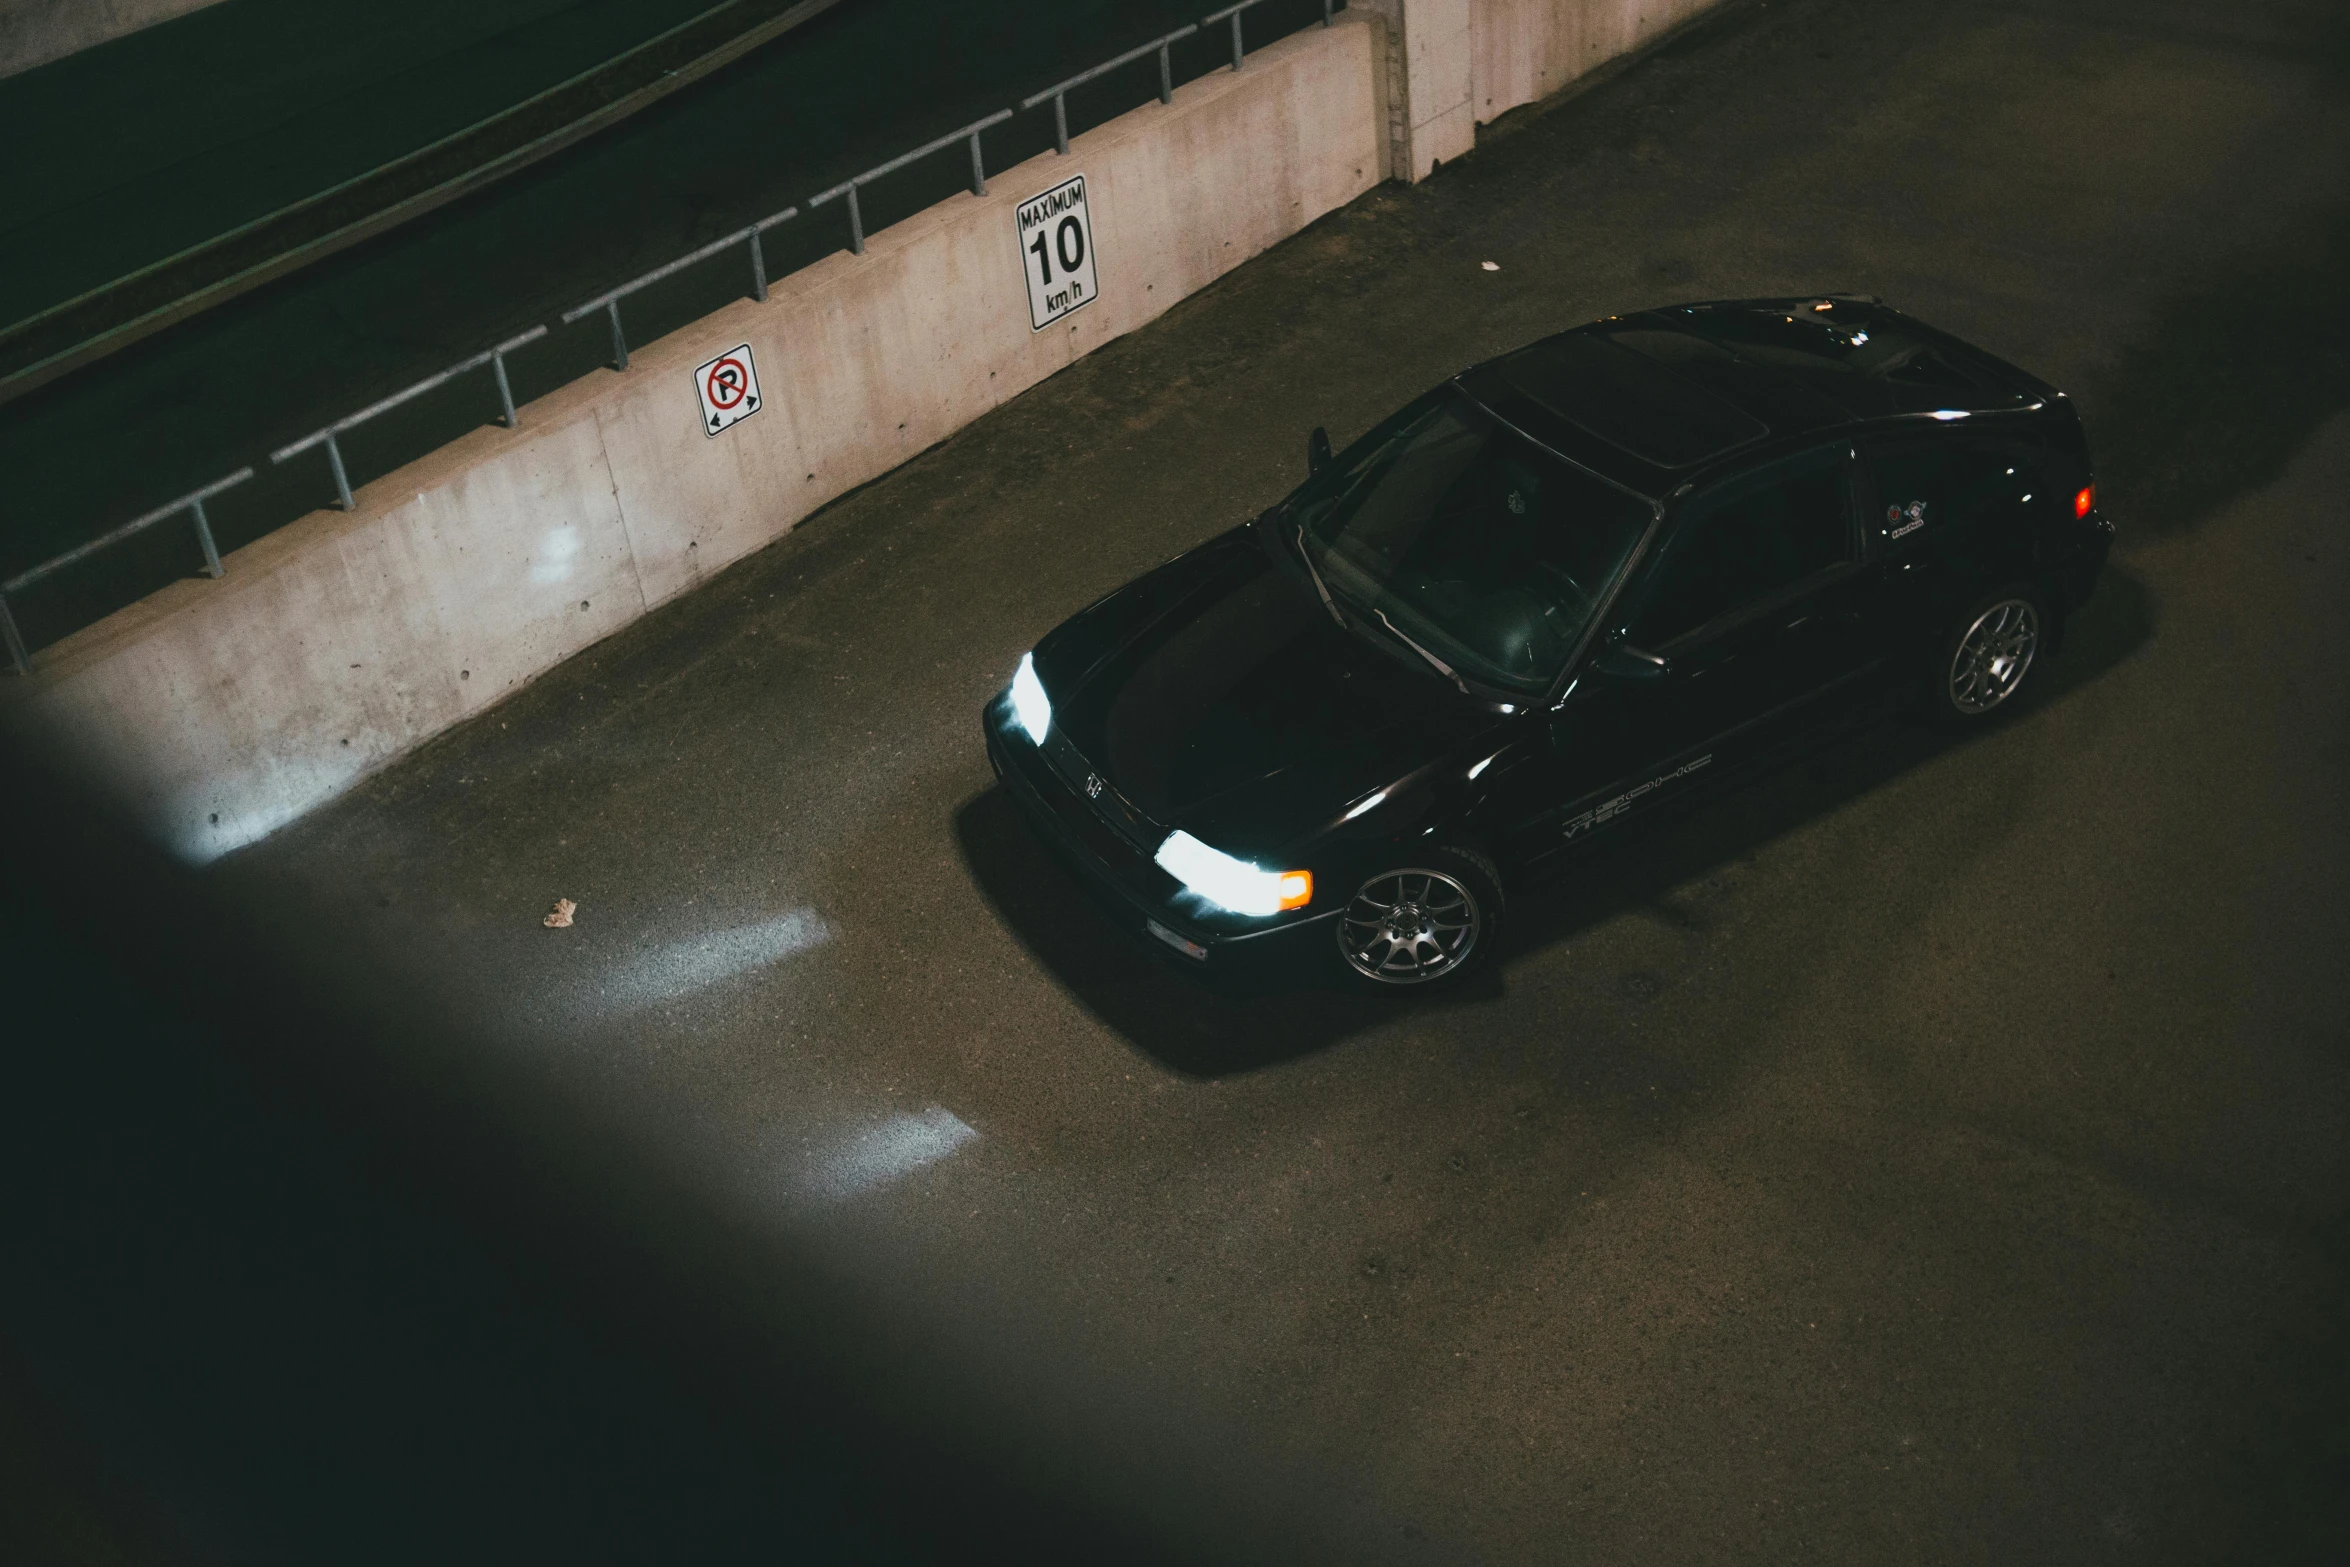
1926;584;2049;729
1331;846;1505;992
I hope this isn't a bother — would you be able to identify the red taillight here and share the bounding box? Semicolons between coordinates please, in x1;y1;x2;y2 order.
2074;485;2095;519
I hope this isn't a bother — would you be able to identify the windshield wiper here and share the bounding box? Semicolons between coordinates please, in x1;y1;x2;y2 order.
1292;519;1349;631
1365;604;1472;697
1287;513;1482;700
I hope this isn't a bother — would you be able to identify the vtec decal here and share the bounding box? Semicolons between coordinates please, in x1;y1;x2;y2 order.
1562;754;1714;840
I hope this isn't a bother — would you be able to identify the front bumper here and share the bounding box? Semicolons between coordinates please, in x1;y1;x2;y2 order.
981;695;1330;965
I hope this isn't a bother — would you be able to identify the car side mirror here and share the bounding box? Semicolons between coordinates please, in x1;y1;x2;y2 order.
1595;640;1669;680
1307;425;1332;477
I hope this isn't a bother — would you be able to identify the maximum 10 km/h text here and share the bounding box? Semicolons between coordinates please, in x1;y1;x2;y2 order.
1016;173;1099;331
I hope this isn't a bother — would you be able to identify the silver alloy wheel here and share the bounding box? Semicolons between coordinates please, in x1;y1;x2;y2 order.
1948;597;2040;715
1337;868;1482;985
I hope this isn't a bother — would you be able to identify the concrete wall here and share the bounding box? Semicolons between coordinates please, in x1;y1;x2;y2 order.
1358;1;1722;184
0;0;224;78
1470;0;1721;126
1;15;1390;861
2;3;1723;863
1358;0;1475;181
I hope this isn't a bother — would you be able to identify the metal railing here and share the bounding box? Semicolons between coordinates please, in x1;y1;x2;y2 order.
5;2;1344;675
561;205;800;371
808;109;1016;256
1021;26;1200;154
272;326;551;511
1204;0;1298;71
2;468;252;674
1020;1;1324;154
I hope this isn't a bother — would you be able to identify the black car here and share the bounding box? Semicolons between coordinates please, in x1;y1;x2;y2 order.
984;296;2112;990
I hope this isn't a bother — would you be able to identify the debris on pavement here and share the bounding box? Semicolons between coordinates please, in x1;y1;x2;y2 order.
543;897;576;929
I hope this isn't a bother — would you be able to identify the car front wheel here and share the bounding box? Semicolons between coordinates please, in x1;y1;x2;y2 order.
1929;586;2047;727
1332;846;1504;991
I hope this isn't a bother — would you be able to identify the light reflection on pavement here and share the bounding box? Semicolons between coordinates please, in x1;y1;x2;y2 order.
590;908;836;1015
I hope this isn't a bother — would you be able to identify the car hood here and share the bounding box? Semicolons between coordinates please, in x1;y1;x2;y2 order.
1036;523;1492;859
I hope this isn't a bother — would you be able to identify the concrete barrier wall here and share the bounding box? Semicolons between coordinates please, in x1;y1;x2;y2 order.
2;16;1390;861
1357;0;1719;184
1356;0;1475;180
1470;0;1719;125
0;0;224;78
5;3;1718;863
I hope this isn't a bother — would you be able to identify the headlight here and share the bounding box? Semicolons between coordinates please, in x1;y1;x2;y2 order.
1010;652;1052;744
1153;830;1313;915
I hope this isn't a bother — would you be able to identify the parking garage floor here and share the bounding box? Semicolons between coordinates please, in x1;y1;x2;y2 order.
20;0;2350;1560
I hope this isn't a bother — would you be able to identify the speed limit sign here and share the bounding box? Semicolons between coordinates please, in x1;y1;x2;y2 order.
692;342;762;438
1015;173;1097;332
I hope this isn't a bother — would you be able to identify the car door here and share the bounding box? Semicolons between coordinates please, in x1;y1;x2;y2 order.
1520;443;1870;857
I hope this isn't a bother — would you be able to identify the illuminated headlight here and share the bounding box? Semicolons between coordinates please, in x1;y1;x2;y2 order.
1010;652;1052;744
1153;830;1313;915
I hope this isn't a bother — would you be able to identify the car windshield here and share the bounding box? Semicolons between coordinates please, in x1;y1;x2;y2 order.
1294;390;1655;694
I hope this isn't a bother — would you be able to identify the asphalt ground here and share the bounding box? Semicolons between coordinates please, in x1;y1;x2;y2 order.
8;0;2349;1559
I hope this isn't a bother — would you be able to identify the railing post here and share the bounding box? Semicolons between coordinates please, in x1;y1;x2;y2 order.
1228;10;1245;69
491;347;519;427
324;432;356;511
0;591;28;675
846;185;866;255
968;128;988;196
603;299;630;370
1323;0;1334;25
1052;93;1070;155
190;497;224;578
1157;38;1174;104
749;230;769;302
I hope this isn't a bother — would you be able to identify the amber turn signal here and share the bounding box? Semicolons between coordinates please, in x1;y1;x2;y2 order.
1276;871;1314;910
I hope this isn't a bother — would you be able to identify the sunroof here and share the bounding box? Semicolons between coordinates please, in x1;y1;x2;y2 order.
1492;332;1769;467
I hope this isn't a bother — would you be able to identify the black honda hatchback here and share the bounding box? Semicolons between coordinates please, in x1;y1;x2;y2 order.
984;297;2112;990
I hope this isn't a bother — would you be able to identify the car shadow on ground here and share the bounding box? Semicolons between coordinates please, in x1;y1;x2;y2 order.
952;786;1403;1077
2089;198;2350;541
955;563;2153;1079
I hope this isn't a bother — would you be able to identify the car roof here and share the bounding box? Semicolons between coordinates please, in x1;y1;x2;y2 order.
1458;296;2056;499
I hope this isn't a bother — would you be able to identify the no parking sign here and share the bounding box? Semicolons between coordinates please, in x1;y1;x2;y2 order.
693;342;762;438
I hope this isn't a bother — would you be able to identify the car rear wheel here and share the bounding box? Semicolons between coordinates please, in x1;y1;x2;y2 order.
1333;847;1504;991
1929;586;2046;727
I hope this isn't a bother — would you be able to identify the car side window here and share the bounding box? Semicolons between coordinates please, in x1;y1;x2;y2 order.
1865;438;2033;538
1629;446;1854;648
